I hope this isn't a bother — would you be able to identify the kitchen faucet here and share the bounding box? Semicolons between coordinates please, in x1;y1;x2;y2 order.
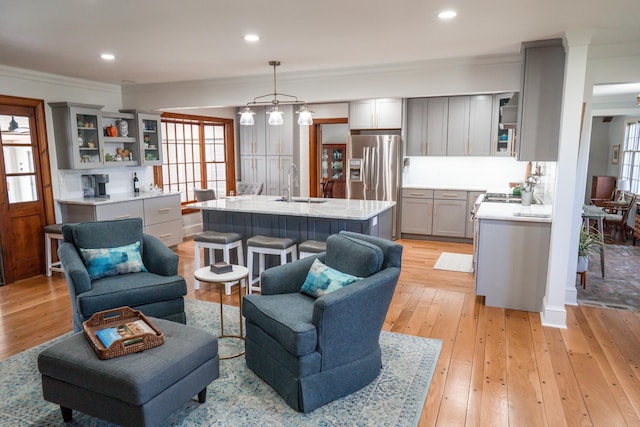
287;163;298;202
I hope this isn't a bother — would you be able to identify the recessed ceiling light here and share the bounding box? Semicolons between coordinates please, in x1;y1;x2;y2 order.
437;10;457;20
100;53;115;61
244;34;260;42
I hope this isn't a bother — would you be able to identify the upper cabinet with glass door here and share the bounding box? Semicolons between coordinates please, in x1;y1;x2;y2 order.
49;102;105;169
122;110;164;166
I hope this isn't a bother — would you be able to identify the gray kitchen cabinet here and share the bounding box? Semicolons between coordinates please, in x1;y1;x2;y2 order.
475;218;551;312
408;97;446;156
266;105;293;156
49;102;105;169
446;96;470;156
239;107;266;156
406;98;427;156
58;194;183;247
432;190;467;237
517;39;565;161
241;155;267;186
128;111;164;166
141;194;183;247
238;106;294;193
266;155;293;196
349;98;402;130
400;188;434;235
407;95;495;157
467;95;494;156
426;98;448;156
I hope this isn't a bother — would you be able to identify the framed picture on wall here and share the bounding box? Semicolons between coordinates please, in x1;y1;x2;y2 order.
612;144;620;164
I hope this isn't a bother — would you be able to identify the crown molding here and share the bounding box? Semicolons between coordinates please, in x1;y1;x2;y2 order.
0;64;121;95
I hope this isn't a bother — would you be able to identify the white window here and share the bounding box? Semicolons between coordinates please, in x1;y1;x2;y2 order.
621;119;640;193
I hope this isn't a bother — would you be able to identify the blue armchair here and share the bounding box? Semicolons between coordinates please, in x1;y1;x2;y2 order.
242;231;402;412
59;218;187;332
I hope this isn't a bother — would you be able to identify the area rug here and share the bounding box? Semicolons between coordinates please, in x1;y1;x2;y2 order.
0;298;442;426
577;243;640;312
433;252;474;273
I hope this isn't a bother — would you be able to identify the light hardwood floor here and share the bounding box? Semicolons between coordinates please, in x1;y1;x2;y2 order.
1;238;639;426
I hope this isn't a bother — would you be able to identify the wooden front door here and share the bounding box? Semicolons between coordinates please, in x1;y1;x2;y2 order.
0;96;55;284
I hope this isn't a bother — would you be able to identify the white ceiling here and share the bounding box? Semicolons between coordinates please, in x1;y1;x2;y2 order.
1;0;639;88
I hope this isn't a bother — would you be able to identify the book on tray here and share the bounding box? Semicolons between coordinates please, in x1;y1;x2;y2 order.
211;262;232;274
95;319;156;349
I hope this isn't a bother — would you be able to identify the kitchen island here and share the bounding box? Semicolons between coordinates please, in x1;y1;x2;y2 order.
474;201;552;312
188;195;395;243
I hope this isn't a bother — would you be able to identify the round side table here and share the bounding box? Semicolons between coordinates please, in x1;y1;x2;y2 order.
194;265;248;359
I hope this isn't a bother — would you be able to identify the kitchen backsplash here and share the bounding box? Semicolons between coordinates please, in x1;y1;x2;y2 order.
57;167;156;199
402;156;556;203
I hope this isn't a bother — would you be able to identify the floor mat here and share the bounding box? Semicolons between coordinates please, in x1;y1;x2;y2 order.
433;252;474;273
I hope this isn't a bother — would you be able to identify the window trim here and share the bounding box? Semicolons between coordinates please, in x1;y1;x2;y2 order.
156;112;236;210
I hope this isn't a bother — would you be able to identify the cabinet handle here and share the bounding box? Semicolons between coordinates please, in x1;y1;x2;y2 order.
115;215;131;219
409;192;426;196
441;193;458;197
157;208;171;213
159;233;172;239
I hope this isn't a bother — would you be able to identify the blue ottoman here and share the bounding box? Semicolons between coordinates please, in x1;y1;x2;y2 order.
37;318;219;427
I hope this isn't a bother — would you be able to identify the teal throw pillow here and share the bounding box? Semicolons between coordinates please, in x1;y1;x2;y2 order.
301;258;361;298
79;241;147;281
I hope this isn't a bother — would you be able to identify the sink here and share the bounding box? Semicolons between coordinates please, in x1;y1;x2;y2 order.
274;197;328;204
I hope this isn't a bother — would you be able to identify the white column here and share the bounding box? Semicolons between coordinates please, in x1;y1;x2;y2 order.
542;30;594;328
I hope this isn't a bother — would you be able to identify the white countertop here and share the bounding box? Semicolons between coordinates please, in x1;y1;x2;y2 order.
403;185;488;192
476;201;552;223
188;195;395;220
57;191;181;206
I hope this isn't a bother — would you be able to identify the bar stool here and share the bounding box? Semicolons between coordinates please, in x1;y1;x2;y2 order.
193;231;244;295
298;239;327;258
246;235;297;294
44;223;65;276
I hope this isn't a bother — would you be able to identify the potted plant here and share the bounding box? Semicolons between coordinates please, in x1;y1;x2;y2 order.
577;224;603;272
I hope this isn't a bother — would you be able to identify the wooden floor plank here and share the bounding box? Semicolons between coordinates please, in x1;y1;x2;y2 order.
543;324;592;426
529;312;568;427
0;238;638;427
436;292;478;425
480;306;509;426
505;310;546;426
579;306;640;423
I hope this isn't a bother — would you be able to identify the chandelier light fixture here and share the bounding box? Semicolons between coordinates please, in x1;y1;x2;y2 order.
239;61;314;126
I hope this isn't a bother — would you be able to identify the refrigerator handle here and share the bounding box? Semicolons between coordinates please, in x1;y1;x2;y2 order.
362;146;370;199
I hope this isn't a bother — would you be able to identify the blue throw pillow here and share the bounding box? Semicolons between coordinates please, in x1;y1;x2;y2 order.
301;258;361;298
79;241;147;281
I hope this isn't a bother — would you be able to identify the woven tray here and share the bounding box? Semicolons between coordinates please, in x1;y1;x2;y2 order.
83;306;164;360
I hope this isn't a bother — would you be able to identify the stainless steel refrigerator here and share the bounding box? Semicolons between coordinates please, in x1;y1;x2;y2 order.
346;135;401;238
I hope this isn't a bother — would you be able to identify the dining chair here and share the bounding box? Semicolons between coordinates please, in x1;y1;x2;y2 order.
603;192;637;242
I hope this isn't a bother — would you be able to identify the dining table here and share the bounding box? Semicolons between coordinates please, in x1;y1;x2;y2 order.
582;204;606;277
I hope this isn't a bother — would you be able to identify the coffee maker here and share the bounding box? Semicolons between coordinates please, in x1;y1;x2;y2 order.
82;174;110;198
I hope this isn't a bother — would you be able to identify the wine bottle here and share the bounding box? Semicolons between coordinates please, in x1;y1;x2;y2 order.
133;172;139;193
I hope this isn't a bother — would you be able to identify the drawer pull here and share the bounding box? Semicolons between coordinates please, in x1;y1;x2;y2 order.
115;215;131;219
157;208;171;213
159;233;173;239
440;193;458;197
409;192;426;196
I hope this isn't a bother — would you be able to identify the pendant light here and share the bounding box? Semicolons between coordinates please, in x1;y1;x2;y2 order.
239;61;314;126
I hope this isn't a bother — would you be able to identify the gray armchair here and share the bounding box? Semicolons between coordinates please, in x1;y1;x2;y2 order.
59;218;187;332
242;231;402;412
